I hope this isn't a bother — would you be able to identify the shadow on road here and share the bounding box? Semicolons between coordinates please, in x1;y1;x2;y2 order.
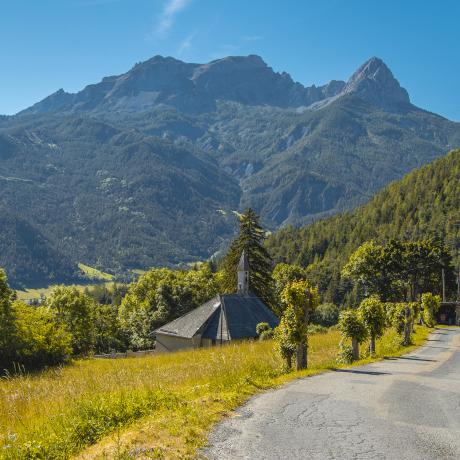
384;356;436;362
425;346;451;349
331;368;390;376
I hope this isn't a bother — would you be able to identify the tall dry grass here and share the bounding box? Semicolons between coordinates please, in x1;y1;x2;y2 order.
0;327;429;459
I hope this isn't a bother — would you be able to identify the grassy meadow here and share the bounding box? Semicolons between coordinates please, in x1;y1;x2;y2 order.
15;282;112;302
14;263;115;301
0;327;430;459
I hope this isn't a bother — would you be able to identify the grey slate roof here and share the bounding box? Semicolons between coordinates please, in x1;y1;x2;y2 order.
154;292;279;341
154;296;220;338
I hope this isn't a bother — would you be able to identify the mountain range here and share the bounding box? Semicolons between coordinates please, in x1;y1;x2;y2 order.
1;54;460;287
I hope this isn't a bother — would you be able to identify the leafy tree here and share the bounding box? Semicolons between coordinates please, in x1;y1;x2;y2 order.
342;241;387;299
85;283;129;307
342;239;453;303
119;264;219;349
277;280;319;370
272;263;307;315
338;310;368;361
13;301;72;368
0;269;17;369
358;296;386;354
311;302;340;327
386;239;451;301
220;209;274;304
421;292;441;327
267;150;460;306
47;286;96;356
93;303;127;353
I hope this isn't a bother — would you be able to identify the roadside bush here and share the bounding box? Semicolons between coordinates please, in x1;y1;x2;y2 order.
391;303;414;345
337;340;354;364
307;324;328;334
337;309;368;361
358;296;386;355
259;329;274;340
421;292;441;327
256;322;273;341
383;302;396;327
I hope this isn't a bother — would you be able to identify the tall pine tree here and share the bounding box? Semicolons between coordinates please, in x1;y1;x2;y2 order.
0;269;17;368
220;209;274;304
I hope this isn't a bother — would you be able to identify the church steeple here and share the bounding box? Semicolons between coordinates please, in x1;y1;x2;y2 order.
237;250;249;295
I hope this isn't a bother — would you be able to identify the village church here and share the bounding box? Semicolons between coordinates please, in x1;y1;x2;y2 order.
154;251;279;352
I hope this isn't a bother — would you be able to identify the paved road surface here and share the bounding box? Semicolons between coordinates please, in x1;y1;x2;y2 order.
205;328;460;459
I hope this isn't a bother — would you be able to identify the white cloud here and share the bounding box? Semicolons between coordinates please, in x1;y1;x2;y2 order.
156;0;191;38
177;31;197;57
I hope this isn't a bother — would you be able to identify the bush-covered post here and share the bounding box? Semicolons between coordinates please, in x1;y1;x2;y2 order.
338;310;368;361
391;303;413;345
421;293;441;327
403;305;412;345
358;295;386;355
276;280;319;370
274;307;297;370
408;301;420;332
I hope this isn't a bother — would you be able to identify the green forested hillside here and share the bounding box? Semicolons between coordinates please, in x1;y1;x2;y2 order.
0;206;80;288
266;149;460;302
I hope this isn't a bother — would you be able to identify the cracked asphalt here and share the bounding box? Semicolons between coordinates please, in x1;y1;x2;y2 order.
205;328;460;459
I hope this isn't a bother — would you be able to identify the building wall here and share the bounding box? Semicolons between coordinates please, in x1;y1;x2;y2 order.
155;334;195;352
155;334;229;353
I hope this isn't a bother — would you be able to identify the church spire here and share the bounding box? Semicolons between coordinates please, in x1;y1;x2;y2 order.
237;249;249;295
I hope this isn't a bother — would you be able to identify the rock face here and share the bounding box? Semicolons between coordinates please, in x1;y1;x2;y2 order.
23;55;347;114
342;57;410;109
2;54;460;286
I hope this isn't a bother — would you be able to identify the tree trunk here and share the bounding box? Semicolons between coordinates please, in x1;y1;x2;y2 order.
403;307;412;346
351;337;359;361
296;340;307;370
296;302;310;370
369;335;376;355
286;353;292;370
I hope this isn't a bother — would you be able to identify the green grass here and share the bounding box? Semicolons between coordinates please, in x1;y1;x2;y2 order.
15;264;114;301
15;282;114;302
78;263;114;281
0;326;430;459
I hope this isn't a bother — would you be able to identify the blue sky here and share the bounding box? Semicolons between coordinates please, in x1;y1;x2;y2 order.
1;0;459;119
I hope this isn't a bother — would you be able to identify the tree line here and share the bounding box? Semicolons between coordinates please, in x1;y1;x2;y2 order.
0;208;451;372
266;149;460;305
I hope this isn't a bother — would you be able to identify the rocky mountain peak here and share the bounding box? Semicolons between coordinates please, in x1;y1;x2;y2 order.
342;57;410;108
19;55;411;116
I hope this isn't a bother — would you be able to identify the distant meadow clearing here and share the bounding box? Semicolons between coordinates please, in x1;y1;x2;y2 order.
0;327;429;459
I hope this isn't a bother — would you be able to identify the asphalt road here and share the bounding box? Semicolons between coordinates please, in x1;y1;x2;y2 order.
205;328;460;460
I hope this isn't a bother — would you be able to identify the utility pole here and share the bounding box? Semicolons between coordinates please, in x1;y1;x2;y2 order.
442;268;446;302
